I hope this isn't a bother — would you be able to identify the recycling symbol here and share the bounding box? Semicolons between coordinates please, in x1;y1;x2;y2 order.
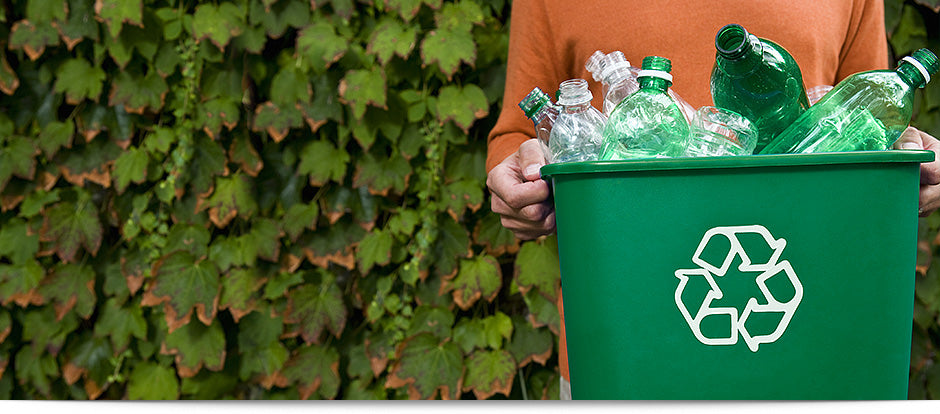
674;225;803;352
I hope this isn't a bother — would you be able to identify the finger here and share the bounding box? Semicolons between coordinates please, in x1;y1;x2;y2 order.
499;211;556;240
487;170;551;209
893;126;923;150
518;139;549;181
921;183;940;217
918;129;940;185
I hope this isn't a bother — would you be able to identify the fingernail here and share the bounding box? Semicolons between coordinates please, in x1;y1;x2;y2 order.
524;164;540;178
902;142;921;150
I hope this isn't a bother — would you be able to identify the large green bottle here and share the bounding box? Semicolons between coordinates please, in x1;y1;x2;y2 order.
760;49;939;154
710;24;809;153
600;56;690;160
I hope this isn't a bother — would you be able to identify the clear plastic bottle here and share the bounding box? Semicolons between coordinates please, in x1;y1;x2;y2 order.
685;106;758;157
547;79;607;163
710;24;809;153
760;48;939;154
600;56;690;160
518;87;561;161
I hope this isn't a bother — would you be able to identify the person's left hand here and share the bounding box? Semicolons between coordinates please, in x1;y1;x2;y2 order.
894;126;940;216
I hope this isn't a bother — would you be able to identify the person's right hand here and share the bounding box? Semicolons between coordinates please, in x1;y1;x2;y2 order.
486;138;555;240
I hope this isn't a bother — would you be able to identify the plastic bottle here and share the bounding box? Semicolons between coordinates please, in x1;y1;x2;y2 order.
685;106;758;157
586;50;697;122
547;79;606;163
518;87;561;161
710;24;809;153
760;48;939;154
600;56;690;160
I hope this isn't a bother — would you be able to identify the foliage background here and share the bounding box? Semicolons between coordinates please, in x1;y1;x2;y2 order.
0;0;937;400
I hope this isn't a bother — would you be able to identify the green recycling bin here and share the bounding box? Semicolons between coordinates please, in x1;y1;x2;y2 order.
540;150;934;400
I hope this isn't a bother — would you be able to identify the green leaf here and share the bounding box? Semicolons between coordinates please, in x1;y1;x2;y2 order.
481;312;513;350
285;270;347;344
180;370;238;399
281;202;319;241
14;348;57;397
368;16;417;65
165;223;211;259
527;367;560;400
263;271;304;300
432;215;472;277
514;236;560;302
522;289;560;336
22;307;79;355
58;0;99;45
343;378;388;399
0;260;44;305
204;173;259;228
386;333;464;400
0;218;39;265
108;70;168;114
929;359;940;399
250;0;310;38
436;84;488;132
0;309;10;344
53;58;106;104
127;361;180;400
421;28;475;80
280;344;341;400
95;0;143;38
353;150;411;196
356;229;394;274
296;20;347;72
163;318;226;376
473;212;519;257
406;305;455;339
94;298;147;352
435;1;485;31
249;218;282;262
340;69;387;120
453;317;487;355
191;3;245;51
187;135;227;196
890;5;928;55
252;102;303;142
8;20;59;60
297;140;349;186
63;333;113;389
270;67;311;108
0;137;38;192
462;349;515;399
302;73;345;131
112;146;149;194
237;311;287;381
0;53;19;95
507;315;553;368
39;193;103;262
228;132;261;176
442;178;484;220
37;120;74;159
447;255;502;310
38;262;96;319
27;0;68;24
385;0;425;21
219;268;265;320
148;251;221;328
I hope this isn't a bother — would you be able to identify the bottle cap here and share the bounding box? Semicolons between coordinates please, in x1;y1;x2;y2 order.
518;87;551;119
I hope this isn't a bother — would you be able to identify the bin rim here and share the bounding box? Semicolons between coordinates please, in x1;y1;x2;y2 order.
540;150;935;178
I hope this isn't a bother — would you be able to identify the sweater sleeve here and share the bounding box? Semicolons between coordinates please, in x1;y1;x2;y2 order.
836;0;889;81
485;0;560;173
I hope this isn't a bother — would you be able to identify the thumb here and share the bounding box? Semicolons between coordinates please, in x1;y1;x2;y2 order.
518;138;548;181
895;126;924;150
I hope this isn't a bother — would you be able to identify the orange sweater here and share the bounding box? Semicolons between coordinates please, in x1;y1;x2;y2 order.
486;0;889;384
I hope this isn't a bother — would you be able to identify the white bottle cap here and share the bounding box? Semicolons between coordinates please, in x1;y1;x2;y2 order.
901;56;931;84
637;69;673;83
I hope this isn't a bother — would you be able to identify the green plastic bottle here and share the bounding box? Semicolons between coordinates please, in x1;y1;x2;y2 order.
600;56;690;160
518;87;560;161
760;48;939;154
710;24;809;153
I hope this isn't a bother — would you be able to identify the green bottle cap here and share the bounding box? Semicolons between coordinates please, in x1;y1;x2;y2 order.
518;87;551;119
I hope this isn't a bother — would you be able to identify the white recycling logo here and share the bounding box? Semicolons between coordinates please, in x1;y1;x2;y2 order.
674;225;803;352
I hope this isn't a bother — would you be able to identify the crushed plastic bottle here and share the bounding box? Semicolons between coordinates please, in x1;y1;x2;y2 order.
518;87;561;161
685;106;758;157
710;24;809;153
547;78;606;163
760;48;939;154
805;85;833;106
600;56;690;160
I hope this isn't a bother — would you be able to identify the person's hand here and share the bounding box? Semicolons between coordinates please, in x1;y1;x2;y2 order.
486;139;555;240
894;126;940;216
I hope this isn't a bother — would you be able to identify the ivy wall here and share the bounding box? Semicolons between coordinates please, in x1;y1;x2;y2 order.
0;0;937;400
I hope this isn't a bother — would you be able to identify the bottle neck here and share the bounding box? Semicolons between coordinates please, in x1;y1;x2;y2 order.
897;61;928;89
562;102;593;114
715;26;762;74
638;76;670;92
